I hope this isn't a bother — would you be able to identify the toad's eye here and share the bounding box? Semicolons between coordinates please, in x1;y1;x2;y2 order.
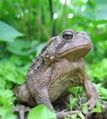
62;31;73;40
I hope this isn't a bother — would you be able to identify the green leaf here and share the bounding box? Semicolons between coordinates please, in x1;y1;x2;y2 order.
28;105;56;119
0;107;16;119
69;114;78;119
68;86;83;96
36;43;46;56
78;113;85;119
0;59;25;85
92;100;102;113
0;78;6;89
6;39;32;55
0;89;16;119
81;103;88;114
87;58;107;82
0;21;23;42
6;39;41;56
69;97;78;109
96;84;107;100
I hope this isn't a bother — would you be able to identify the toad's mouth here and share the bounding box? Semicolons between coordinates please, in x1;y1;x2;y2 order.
57;44;92;59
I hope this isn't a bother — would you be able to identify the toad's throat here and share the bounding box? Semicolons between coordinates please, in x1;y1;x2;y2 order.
57;44;91;58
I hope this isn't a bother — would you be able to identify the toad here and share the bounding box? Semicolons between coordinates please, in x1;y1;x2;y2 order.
14;29;98;119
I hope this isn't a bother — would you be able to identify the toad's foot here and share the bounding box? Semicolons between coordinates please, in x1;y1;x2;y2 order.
13;104;30;119
87;98;97;110
57;110;80;119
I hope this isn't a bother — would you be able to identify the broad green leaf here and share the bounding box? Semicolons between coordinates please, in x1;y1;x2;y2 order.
6;39;40;55
28;105;56;119
0;21;23;42
6;39;32;55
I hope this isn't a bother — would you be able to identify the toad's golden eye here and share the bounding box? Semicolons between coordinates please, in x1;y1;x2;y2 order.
62;31;73;40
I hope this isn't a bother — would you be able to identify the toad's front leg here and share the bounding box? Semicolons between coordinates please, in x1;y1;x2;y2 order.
79;68;98;109
77;60;98;109
84;79;98;109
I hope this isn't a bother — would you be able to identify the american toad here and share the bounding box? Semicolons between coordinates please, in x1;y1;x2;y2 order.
14;29;98;118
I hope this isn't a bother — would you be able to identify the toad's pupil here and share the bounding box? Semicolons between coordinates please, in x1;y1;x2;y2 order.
62;32;73;40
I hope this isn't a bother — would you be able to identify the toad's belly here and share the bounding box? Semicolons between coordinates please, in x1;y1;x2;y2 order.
47;59;84;102
48;72;81;102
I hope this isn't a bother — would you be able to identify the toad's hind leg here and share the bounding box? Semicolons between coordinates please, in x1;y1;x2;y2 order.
26;66;55;111
14;84;35;119
28;85;54;111
14;84;35;106
14;104;30;119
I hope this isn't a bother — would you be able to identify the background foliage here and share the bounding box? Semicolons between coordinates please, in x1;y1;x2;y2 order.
0;0;107;119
